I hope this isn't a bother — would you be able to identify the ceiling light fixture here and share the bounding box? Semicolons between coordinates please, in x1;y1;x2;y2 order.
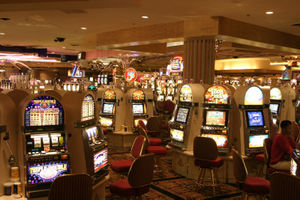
62;46;66;49
81;27;87;30
141;15;149;19
0;33;5;35
265;11;274;15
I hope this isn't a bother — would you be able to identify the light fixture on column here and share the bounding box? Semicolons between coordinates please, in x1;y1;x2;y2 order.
215;39;222;52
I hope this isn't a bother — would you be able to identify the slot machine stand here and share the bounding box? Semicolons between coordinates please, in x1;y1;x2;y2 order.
107;130;136;148
169;146;258;184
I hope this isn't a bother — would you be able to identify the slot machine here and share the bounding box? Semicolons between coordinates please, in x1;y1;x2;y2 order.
200;85;234;154
270;85;295;126
233;85;270;155
63;92;108;183
168;84;205;151
22;94;69;198
99;88;125;131
127;88;154;130
0;93;18;195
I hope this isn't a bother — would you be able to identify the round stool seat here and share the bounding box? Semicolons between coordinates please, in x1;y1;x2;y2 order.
243;177;270;194
111;160;133;173
194;157;224;168
147;146;167;155
149;138;162;146
255;153;265;163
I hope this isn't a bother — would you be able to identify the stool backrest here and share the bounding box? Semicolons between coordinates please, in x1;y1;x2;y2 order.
270;172;300;200
146;116;162;132
193;136;218;160
48;174;92;200
131;135;146;158
232;148;248;183
128;154;155;188
138;120;147;131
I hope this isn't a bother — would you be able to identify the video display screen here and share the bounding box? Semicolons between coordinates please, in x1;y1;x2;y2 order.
170;129;184;142
201;134;228;148
291;158;298;176
27;161;69;184
249;135;268;148
102;102;114;114
175;107;190;123
85;126;99;145
132;103;144;114
94;148;108;173
269;103;279;115
205;111;226;126
246;111;264;127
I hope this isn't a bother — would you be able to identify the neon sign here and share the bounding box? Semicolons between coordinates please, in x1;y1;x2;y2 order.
125;68;137;82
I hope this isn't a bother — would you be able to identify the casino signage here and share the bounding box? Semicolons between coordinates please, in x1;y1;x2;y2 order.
125;68;137;82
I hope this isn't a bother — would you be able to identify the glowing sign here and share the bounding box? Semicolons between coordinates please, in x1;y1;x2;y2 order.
70;65;84;78
179;85;192;102
205;85;229;104
104;89;116;100
167;56;183;72
244;86;264;105
201;134;228;148
270;88;282;100
132;90;145;101
82;95;95;121
125;68;137;82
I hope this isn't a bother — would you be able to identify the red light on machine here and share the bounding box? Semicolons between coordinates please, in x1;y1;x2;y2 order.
125;68;137;82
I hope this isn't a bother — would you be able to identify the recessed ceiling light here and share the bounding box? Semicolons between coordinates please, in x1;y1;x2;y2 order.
81;27;87;30
62;46;66;49
0;33;5;35
265;11;274;15
141;15;149;19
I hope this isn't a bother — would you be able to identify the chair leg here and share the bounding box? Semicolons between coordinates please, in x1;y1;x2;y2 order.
196;168;204;191
200;168;206;185
210;169;215;186
214;168;220;184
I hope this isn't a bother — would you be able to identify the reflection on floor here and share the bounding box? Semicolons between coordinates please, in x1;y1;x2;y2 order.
106;147;243;200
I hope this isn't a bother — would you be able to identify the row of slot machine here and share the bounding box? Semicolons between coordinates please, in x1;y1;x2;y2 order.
0;89;109;198
98;87;154;132
168;83;295;155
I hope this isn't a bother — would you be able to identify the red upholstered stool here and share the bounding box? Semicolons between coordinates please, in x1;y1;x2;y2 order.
242;177;270;194
149;138;162;146
110;136;146;174
110;154;155;199
146;146;167;172
193;137;224;190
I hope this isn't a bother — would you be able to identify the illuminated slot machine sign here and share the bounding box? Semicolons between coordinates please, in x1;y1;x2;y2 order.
269;88;282;124
27;161;69;184
24;96;64;132
132;90;146;115
244;86;264;106
81;95;95;122
202;86;230;149
179;85;192;102
94;148;108;174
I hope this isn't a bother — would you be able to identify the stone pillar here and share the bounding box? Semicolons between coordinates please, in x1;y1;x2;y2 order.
183;37;216;84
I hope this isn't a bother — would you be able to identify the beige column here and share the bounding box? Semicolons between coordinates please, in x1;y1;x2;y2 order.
183;37;216;84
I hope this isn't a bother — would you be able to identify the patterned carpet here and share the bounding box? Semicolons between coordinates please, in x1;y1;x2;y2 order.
106;147;242;200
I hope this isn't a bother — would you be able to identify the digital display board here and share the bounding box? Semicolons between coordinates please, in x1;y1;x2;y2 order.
205;111;226;126
249;135;268;148
94;148;108;173
175;107;190;123
27;161;69;184
24;96;64;127
246;111;264;127
170;129;184;142
132;103;144;114
81;95;95;121
102;102;114;114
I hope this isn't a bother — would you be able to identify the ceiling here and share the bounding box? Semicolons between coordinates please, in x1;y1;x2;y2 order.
0;0;300;59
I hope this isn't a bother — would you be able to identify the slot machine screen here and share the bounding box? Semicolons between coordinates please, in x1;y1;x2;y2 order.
246;111;264;127
205;111;226;126
201;134;228;148
170;129;184;142
27;161;69;184
269;103;279;115
175;107;190;123
94;148;108;173
249;135;268;148
132;103;144;114
102;102;114;114
291;151;299;176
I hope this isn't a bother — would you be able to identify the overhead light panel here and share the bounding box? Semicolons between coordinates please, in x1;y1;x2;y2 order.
167;41;184;47
265;11;274;15
0;33;5;35
81;27;87;30
141;15;149;19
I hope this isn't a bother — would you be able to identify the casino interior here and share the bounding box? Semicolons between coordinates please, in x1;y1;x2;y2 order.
1;0;300;200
